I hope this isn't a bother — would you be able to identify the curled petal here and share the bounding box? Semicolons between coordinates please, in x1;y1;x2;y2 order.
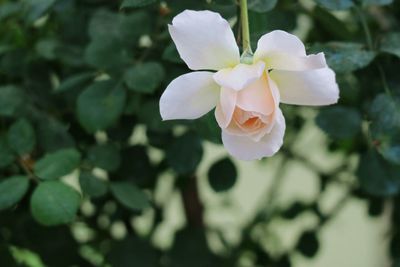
222;108;286;160
215;87;237;128
169;10;240;71
213;61;265;91
160;72;219;120
270;68;339;106
254;30;307;59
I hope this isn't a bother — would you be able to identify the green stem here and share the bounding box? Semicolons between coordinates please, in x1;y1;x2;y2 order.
240;0;252;55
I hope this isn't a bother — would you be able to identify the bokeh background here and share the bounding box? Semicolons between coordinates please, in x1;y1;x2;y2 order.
0;0;399;266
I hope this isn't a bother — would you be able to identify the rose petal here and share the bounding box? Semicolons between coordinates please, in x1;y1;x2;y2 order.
169;10;240;71
270;68;339;106
215;87;237;128
222;108;286;160
236;73;274;115
213;61;265;91
261;52;327;71
160;72;219;120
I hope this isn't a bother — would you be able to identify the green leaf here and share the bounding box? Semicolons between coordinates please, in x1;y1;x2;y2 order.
316;106;362;139
87;143;121;171
296;231;319;258
0;136;15;169
36;117;75;152
30;181;80;226
35;39;58;60
162;43;183;64
166;132;203;175
208;158;237;192
315;0;354;10
110;182;150;211
0;85;24;117
55;72;94;93
369;94;400;164
77;80;126;133
124;62;165;94
34;148;81;180
7;118;36;156
194;112;222;144
79;172;108;198
248;0;278;12
0;176;29;210
121;0;158;8
23;0;55;23
380;32;400;58
84;38;131;70
310;42;376;73
362;0;393;6
357;150;400;196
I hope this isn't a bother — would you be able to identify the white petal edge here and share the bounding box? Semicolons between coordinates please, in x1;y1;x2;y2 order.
213;61;265;91
270;68;339;106
160;72;219;120
254;30;307;61
222;108;286;161
258;52;327;71
215;87;237;128
169;10;240;71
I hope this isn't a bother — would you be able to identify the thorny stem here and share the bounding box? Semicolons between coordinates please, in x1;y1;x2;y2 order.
240;0;253;55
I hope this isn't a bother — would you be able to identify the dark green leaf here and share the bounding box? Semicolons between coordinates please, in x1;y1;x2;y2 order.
79;172;108;198
357;150;400;196
87;143;121;171
23;0;55;23
77;80;126;133
248;0;278;12
35;39;58;60
55;72;94;93
121;0;158;8
315;0;354;10
380;32;400;58
296;231;319;258
0;85;24;117
30;181;80;226
193;112;221;144
34;148;81;180
166;132;203;175
316;106;362;139
124;62;165;94
208;158;237;192
162;43;183;64
7;118;36;155
310;42;376;73
0;136;15;169
110;182;150;211
0;176;29;210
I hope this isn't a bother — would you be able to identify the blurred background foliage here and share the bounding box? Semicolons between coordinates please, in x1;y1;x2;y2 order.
0;0;400;266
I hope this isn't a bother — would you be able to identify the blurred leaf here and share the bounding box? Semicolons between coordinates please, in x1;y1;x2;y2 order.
124;62;165;94
23;0;55;23
316;106;362;139
296;231;319;258
162;43;183;64
79;172;108;198
110;182;150;211
55;72;94;93
77;80;126;133
357;150;400;196
248;0;277;12
138;100;174;132
362;0;393;6
34;148;81;180
35;39;58;60
310;42;376;73
36;117;75;152
207;157;237;192
0;136;16;169
0;176;29;210
7;118;36;156
314;0;354;10
0;85;25;117
281;202;308;220
194;112;221;144
166;132;203;175
121;0;158;8
30;181;80;226
380;32;400;58
87;143;121;171
0;2;22;21
369;94;400;164
311;6;353;40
